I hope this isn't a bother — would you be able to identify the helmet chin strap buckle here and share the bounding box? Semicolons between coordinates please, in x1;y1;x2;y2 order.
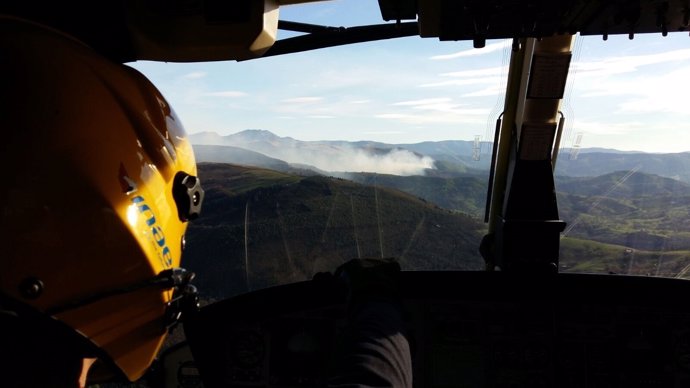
173;172;204;222
161;268;200;332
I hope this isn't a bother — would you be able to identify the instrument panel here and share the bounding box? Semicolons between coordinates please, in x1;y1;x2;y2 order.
182;272;690;387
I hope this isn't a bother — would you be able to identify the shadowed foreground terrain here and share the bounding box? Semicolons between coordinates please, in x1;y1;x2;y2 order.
183;163;486;299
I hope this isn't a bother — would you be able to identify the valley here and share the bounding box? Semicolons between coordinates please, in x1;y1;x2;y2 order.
183;131;690;299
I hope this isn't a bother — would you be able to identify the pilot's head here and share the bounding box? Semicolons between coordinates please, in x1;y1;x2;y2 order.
0;16;203;386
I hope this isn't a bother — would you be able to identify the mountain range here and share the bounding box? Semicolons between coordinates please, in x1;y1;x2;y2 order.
182;130;690;287
190;130;690;183
184;162;690;299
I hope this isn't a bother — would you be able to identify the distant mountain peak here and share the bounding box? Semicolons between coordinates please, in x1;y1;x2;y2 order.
193;130;220;136
238;129;276;136
233;129;281;141
189;129;287;146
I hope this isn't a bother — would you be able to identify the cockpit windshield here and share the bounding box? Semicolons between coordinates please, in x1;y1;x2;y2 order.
128;1;690;301
555;32;690;277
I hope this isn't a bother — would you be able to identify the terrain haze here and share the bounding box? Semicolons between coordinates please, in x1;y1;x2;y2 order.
182;130;690;299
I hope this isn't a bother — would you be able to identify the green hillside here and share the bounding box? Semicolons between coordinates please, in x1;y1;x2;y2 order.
193;144;290;170
556;172;690;251
560;237;690;279
182;163;690;299
555;152;690;183
184;163;486;299
556;171;690;198
347;172;488;218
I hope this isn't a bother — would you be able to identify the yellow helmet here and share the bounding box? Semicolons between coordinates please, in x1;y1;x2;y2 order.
0;16;203;381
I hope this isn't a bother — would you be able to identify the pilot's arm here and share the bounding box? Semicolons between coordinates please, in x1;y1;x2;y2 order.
327;259;413;388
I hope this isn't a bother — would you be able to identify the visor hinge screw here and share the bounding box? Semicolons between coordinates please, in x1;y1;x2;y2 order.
19;277;44;299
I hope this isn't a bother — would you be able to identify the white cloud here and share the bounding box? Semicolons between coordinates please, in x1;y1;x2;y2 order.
420;66;506;88
376;113;409;119
574;120;644;135
440;66;507;78
390;98;488;115
307;115;336;119
415;104;485;114
575;66;690;115
204;91;247;98
183;71;207;79
421;76;503;88
572;48;690;78
618;67;690;115
462;85;504;97
282;96;324;103
431;41;508;60
393;98;452;106
274;96;367;118
376;108;489;125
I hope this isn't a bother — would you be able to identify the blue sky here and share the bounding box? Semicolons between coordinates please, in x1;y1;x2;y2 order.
128;0;690;153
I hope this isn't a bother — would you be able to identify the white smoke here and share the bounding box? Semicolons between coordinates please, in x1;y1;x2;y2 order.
278;146;435;176
191;131;436;176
